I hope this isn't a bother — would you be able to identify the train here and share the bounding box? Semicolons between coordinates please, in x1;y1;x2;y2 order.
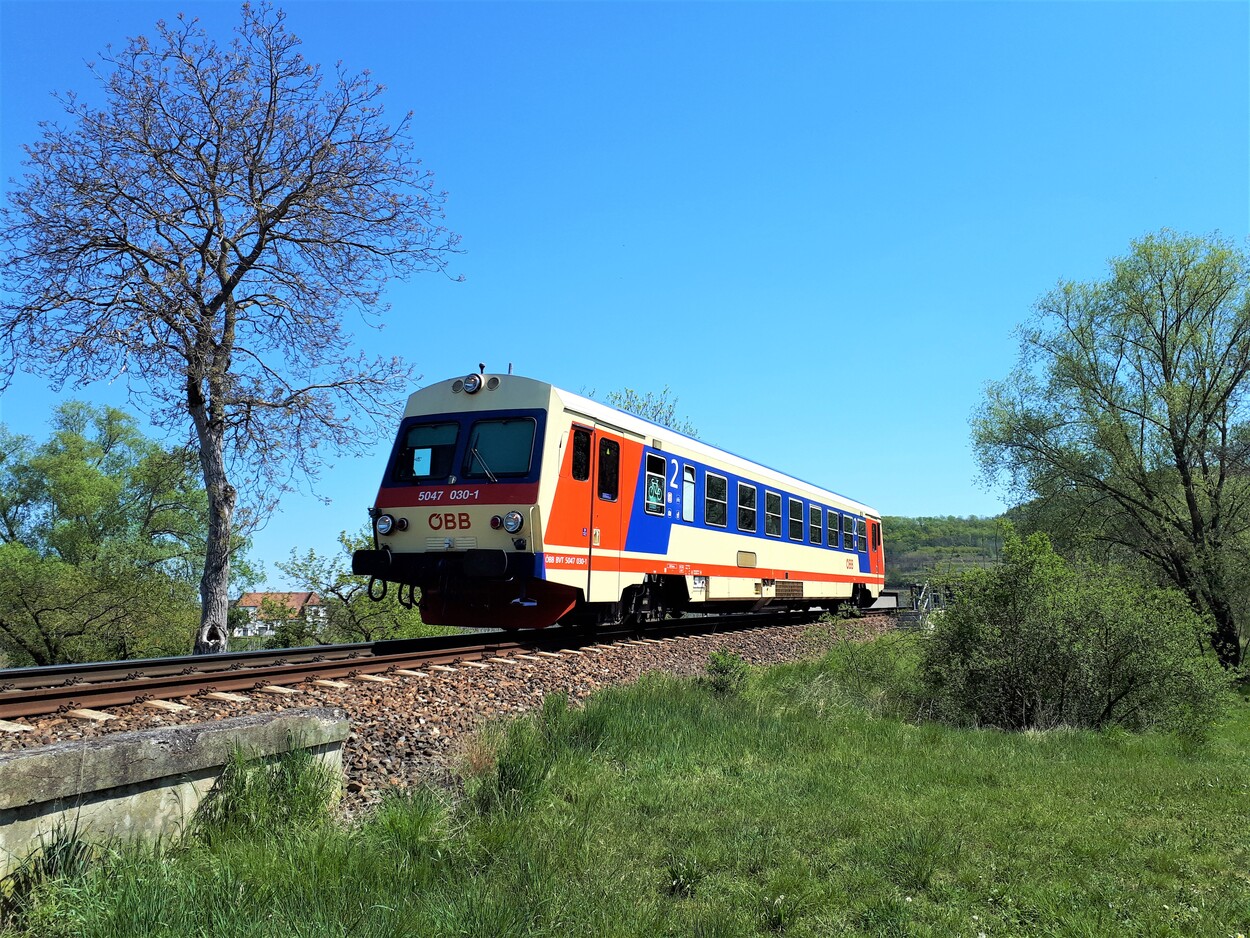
352;372;884;629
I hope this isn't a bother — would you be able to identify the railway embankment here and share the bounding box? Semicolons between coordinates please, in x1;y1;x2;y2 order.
2;631;1245;937
0;619;883;864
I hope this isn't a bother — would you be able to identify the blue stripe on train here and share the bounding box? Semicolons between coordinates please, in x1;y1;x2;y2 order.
622;448;869;559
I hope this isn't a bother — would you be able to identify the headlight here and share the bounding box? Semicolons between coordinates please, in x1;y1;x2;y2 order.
502;511;523;533
376;514;395;535
463;373;483;394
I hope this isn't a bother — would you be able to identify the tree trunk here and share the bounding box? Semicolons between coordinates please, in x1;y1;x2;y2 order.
1203;584;1242;669
1174;549;1243;670
190;388;235;656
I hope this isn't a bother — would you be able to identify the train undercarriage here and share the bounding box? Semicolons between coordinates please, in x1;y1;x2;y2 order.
353;548;873;631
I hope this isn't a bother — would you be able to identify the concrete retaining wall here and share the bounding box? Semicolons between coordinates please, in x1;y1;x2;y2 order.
0;708;349;872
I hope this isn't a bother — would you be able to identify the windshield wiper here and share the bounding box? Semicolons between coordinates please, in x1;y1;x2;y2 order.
469;436;498;482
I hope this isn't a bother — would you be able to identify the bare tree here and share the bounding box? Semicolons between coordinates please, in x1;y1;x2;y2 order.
603;386;699;438
0;4;459;653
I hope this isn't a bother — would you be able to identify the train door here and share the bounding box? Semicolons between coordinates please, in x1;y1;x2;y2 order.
589;428;623;603
563;425;595;600
867;519;884;580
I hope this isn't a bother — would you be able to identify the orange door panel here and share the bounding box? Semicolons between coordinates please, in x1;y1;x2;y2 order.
590;428;623;600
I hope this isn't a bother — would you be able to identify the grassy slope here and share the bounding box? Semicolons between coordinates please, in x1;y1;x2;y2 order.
14;651;1250;938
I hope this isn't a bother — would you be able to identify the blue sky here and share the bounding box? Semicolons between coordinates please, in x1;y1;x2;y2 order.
1;1;1247;589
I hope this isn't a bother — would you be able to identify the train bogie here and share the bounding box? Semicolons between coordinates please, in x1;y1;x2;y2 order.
352;373;884;629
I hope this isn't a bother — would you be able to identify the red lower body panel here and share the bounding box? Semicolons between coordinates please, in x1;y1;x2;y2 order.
419;578;580;630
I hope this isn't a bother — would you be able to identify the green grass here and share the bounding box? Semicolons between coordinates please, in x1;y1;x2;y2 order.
10;651;1250;937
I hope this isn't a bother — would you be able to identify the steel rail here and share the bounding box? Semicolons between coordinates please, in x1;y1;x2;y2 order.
0;639;529;720
0;632;500;691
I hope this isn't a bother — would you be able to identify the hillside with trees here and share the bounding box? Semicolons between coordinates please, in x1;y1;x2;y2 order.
882;515;1003;587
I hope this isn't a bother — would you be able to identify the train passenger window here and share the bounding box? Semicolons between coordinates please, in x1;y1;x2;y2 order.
843;513;856;551
827;511;840;549
571;429;591;481
856;518;867;551
765;492;782;537
705;473;728;527
809;505;821;544
598;439;619;501
394;421;459;482
645;454;666;515
462;418;537;479
737;483;757;532
682;466;695;522
788;498;803;541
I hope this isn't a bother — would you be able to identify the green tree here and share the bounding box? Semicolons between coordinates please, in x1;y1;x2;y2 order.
276;527;438;644
974;231;1250;667
0;5;459;654
0;403;206;665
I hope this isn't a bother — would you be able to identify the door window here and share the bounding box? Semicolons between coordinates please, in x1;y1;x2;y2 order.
571;429;591;481
598;439;619;501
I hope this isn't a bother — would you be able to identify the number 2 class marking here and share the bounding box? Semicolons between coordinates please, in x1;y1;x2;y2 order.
669;458;679;488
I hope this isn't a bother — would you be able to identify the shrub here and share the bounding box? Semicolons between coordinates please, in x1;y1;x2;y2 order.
702;650;749;696
918;531;1229;733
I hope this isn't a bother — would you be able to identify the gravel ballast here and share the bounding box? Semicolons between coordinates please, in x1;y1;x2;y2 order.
0;619;889;814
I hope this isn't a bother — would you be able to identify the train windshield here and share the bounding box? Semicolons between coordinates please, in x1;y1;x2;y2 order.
462;418;537;479
394;422;459;482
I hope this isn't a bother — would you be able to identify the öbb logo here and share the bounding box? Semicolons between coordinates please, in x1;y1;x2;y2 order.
429;512;472;531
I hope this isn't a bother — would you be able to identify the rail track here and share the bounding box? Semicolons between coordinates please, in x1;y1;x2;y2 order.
0;611;866;722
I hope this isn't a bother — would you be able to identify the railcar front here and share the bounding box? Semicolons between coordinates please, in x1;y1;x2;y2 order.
351;374;576;629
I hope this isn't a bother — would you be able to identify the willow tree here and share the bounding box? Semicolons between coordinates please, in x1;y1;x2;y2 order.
974;231;1250;668
0;5;458;653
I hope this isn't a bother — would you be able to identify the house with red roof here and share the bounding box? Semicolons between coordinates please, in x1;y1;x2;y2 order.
232;591;326;637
